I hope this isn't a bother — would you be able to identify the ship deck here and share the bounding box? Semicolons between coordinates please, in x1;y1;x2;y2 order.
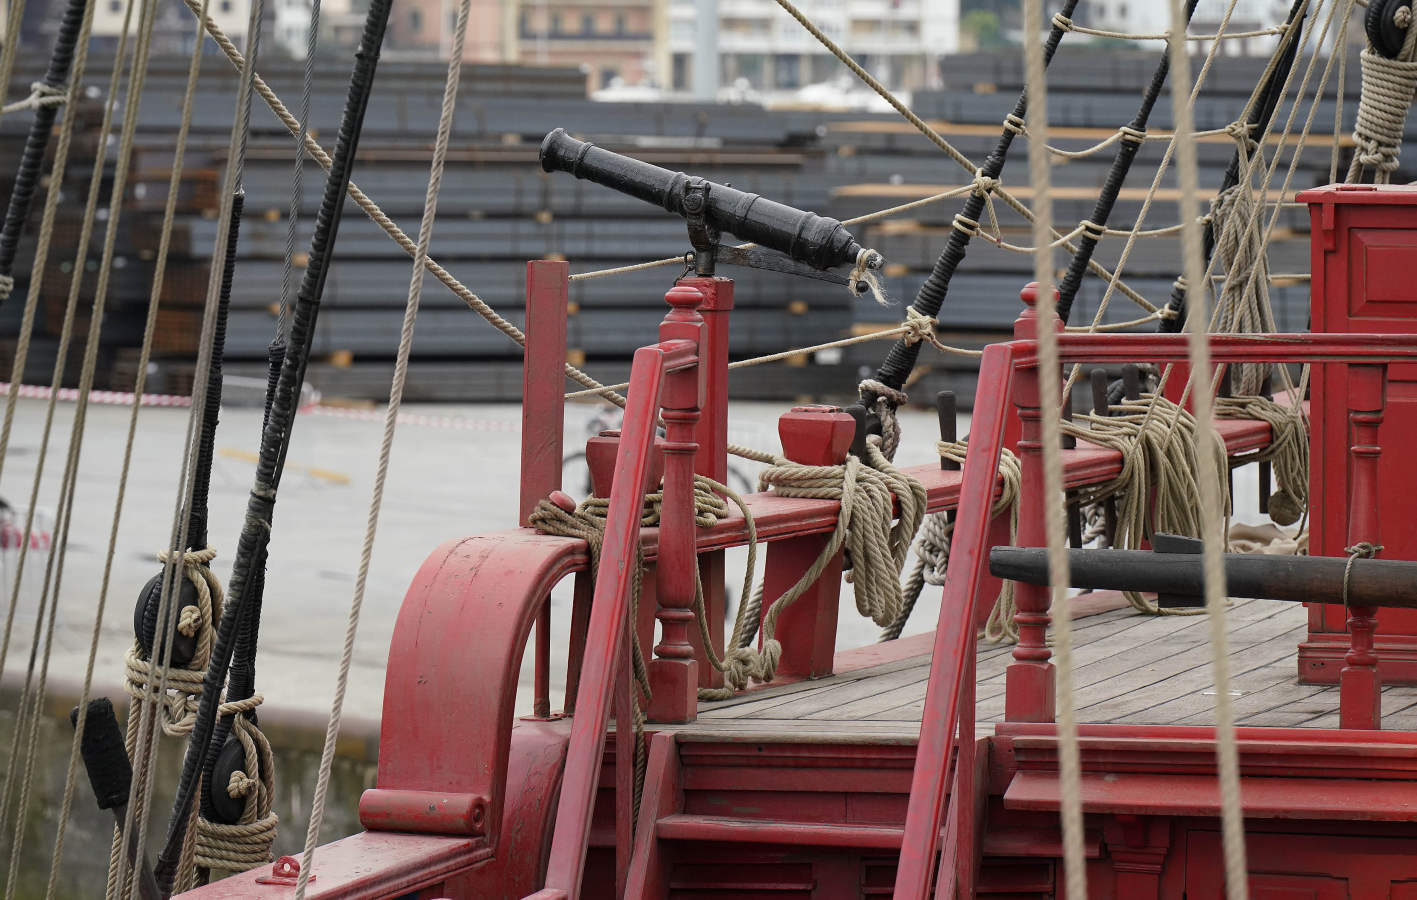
683;597;1417;741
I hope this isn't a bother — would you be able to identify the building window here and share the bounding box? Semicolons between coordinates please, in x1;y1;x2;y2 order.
672;52;689;90
551;11;562;33
615;13;626;34
581;13;594;33
774;54;800;89
409;7;421;32
220;0;232;11
601;67;619;88
109;0;121;11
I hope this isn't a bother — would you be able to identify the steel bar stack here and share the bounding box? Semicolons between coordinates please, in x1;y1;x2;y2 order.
0;44;1382;405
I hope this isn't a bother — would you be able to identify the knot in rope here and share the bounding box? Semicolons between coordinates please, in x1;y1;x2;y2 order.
123;547;225;735
858;377;909;459
1222;119;1257;150
191;707;277;877
1351;49;1417;180
1398;5;1413;29
1118;125;1147;145
1051;12;1074;32
2;81;69;115
847;246;889;305
971;167;999;196
901;307;936;345
951;213;982;238
1003;113;1026;136
0;274;13;302
1343;542;1384;606
1079;219;1106;241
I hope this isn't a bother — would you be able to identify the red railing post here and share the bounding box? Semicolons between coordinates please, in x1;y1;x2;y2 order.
894;343;1017;900
542;334;695;897
681;275;733;689
1340;363;1387;730
648;284;707;723
520;260;569;526
520;260;569;721
763;405;856;679
1006;286;1058;723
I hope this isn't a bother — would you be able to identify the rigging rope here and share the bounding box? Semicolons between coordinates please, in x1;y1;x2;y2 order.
1349;9;1417;181
289;0;472;889
0;2;156;892
1020;3;1087;897
1165;0;1251;890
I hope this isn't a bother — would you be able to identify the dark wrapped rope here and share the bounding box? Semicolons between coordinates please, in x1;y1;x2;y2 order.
153;0;392;888
1055;0;1199;325
869;0;1081;397
1159;0;1309;332
0;0;89;288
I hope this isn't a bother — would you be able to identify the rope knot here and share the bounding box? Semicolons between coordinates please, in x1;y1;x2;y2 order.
1118;125;1146;145
847;246;889;305
177;604;202;637
1003;114;1026;136
970;168;999;196
1051;12;1074;32
227;769;258;799
1342;542;1383;606
901;308;936;345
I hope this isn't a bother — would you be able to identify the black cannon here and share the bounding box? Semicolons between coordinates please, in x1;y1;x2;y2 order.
540;128;883;288
989;538;1416;609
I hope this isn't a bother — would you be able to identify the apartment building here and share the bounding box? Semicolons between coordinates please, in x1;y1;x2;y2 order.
666;0;959;96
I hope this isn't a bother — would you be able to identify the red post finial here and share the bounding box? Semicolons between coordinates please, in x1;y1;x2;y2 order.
664;283;706;322
1014;281;1062;339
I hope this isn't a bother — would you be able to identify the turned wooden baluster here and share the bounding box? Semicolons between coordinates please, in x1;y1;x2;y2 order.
1339;363;1387;730
648;284;707;724
1006;283;1060;723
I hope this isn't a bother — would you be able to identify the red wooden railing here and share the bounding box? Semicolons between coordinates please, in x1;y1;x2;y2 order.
894;311;1417;898
531;284;705;900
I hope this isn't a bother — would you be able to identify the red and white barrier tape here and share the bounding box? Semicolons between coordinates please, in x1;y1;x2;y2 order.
1;382;520;432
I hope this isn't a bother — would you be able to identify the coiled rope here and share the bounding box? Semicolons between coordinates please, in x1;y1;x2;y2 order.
882;442;1022;643
1349;6;1417;181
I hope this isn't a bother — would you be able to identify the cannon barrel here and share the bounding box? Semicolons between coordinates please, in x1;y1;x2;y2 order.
540;127;870;271
989;546;1417;609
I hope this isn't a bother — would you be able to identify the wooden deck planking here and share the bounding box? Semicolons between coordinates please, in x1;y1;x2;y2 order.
684;598;1417;737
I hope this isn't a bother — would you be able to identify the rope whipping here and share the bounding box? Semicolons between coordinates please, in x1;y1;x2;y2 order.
290;0;471;889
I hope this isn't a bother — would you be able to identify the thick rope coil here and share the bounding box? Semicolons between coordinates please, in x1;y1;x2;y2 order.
881;441;1022;642
122;547;223;736
1209;182;1278;394
704;438;926;696
191;700;277;878
1215;392;1309;525
847;246;889;305
1062;394;1230;615
1350;47;1417;180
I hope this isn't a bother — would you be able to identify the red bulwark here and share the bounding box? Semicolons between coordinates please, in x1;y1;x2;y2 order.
1298;184;1417;684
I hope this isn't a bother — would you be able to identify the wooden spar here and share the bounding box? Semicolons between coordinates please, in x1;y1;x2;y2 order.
989;545;1417;608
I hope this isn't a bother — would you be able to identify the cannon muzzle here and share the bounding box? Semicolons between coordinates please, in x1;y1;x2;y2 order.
540;127;876;273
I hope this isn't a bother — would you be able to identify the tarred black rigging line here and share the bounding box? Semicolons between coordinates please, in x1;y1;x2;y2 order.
1157;0;1310;333
151;0;394;889
866;0;1082;399
0;0;89;292
1054;0;1200;326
